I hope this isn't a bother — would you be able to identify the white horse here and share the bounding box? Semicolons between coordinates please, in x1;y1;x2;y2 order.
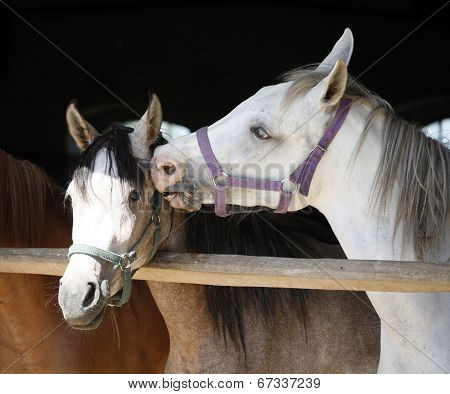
151;29;450;373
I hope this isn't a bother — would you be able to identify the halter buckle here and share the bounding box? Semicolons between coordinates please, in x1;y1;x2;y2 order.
212;172;229;190
316;144;327;153
281;179;298;194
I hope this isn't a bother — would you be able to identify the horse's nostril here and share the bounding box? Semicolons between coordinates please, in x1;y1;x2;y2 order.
162;164;176;176
82;282;97;308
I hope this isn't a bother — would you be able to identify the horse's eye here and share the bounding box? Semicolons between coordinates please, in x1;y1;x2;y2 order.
250;126;271;140
129;190;140;202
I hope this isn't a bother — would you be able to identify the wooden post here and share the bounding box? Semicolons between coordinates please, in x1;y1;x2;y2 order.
0;248;449;292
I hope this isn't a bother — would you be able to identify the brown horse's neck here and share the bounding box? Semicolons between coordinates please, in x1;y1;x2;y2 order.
158;207;187;253
150;209;380;373
149;281;380;373
150;210;243;372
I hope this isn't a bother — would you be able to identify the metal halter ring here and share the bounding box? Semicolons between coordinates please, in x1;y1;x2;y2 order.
119;259;132;271
119;250;136;271
213;172;229;190
151;213;160;226
281;179;298;194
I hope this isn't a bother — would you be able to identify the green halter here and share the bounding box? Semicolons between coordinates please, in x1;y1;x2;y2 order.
68;191;163;307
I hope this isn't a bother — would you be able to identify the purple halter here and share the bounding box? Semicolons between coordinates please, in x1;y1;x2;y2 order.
196;98;352;217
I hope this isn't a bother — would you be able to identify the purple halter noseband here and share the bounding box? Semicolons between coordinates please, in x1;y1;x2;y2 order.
196;98;352;217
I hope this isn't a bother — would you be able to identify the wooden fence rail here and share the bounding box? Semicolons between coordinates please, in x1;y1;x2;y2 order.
0;248;449;292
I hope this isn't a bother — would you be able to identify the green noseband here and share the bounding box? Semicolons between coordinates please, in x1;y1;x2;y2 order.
68;191;163;307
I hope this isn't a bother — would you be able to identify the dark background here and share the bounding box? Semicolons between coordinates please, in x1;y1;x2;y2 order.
1;0;449;185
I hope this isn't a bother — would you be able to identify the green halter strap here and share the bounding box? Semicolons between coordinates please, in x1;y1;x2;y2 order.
67;191;163;307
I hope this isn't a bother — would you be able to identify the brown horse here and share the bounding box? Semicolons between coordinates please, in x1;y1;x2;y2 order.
0;149;169;373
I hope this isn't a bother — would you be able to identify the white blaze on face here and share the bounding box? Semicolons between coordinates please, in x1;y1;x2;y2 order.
60;149;145;323
68;151;138;253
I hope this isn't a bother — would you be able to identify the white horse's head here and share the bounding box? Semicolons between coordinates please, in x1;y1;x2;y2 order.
59;94;169;329
151;29;354;211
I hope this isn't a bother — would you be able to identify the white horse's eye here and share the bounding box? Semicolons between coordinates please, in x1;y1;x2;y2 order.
129;190;140;202
250;126;271;140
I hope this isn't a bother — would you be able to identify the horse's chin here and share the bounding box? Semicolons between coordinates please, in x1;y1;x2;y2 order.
164;192;202;212
69;305;107;331
164;189;275;214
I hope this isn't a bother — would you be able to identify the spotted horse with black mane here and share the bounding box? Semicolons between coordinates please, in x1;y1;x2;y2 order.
58;94;380;373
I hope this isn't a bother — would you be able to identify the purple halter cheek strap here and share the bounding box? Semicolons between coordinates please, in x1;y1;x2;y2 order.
196;98;352;217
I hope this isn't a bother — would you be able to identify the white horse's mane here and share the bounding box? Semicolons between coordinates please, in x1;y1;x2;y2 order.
283;66;449;260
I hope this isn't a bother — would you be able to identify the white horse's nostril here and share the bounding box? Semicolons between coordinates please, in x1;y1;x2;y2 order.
82;282;97;308
162;163;176;176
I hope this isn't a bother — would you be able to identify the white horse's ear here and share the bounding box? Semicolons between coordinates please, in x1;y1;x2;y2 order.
317;28;353;72
309;59;348;107
130;92;162;159
66;101;99;151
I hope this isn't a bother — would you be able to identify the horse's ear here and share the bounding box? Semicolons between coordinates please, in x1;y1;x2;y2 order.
130;92;162;159
309;59;348;107
66;101;99;151
317;28;353;72
146;92;163;140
